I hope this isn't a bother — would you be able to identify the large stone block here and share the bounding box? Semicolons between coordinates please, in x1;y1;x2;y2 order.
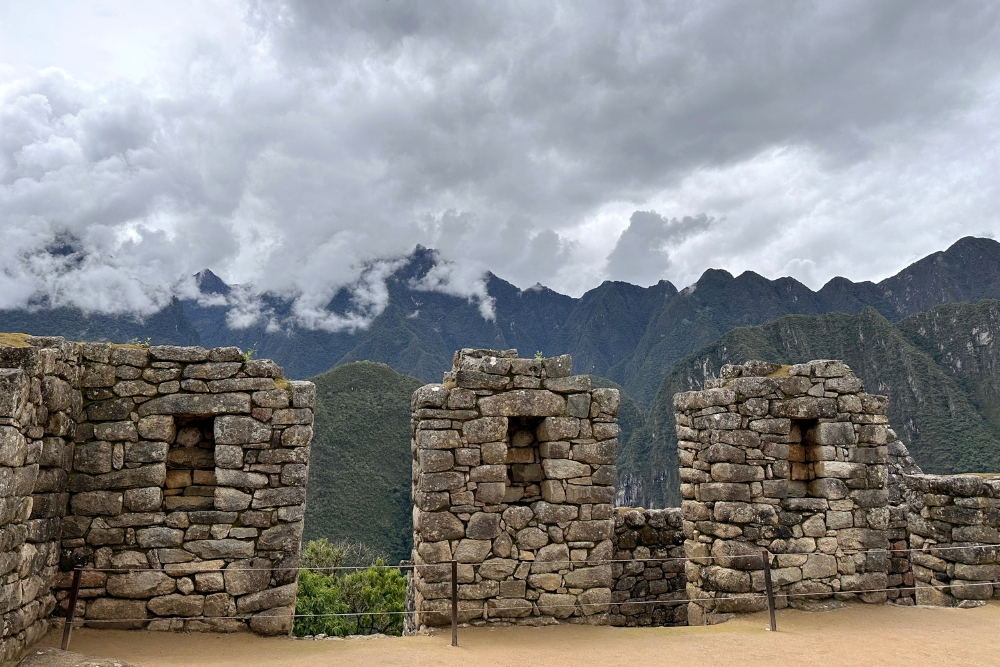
236;583;297;613
137;393;251;416
478;390;566;417
541;459;590;479
808;422;856;446
149;594;205;616
215;416;271;445
106;571;176;598
537;593;576;619
251;487;306;508
563;565;612;588
225;559;272;595
462;417;509;444
71;491;123;516
258;522;304;551
418;511;466;541
466;513;502;539
186;539;255;559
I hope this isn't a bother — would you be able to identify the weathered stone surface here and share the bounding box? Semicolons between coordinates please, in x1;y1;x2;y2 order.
71;491;123;516
236;584;297;613
137;393;251;416
148;594;205;616
185;539;255;559
106;571;176;598
462;417;508;444
419;511;466;541
478;390;565;417
214;416;271;445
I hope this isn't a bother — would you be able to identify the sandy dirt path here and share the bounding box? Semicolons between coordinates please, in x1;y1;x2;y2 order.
39;602;1000;667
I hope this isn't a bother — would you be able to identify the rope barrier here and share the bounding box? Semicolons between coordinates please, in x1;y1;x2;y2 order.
66;579;990;625
70;542;994;575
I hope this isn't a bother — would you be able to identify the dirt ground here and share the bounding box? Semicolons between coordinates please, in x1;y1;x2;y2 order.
39;602;1000;667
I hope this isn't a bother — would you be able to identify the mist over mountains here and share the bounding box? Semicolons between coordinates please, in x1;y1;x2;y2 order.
5;235;1000;405
5;234;1000;520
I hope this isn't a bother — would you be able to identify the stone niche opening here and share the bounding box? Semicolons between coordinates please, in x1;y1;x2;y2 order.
164;414;218;511
505;417;543;503
788;418;819;491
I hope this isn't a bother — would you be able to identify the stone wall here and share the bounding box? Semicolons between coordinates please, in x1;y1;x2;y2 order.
0;333;314;660
675;359;916;625
411;349;619;627
904;473;1000;606
610;508;686;627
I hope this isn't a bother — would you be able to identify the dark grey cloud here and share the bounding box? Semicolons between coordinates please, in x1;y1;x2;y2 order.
1;1;999;327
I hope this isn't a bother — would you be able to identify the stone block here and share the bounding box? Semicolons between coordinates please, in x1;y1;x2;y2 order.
418;511;466;541
73;441;114;475
186;540;255;559
463;417;508;444
71;491;123;516
537;417;580;441
710;463;764;483
215;416;271;445
541;459;590;479
125;487;163;512
251;487;306;508
573;440;617;465
565;485;615;504
149;594;205;616
486;598;532;618
416;430;461;450
107;571;176;598
125;441;169;463
137;393;251;416
454;539;493;563
565;520;613;542
537;593;576;618
237;584;297;614
466;512;502;539
85;598;149;628
699;483;751;502
474;483;506;504
807;422;856;446
215;469;269;489
478;390;566;417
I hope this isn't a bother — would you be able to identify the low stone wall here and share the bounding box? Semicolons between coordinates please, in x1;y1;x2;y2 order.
905;473;1000;606
610;508;686;627
0;333;314;660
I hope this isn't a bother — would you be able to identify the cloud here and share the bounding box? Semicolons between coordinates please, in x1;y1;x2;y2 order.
606;211;714;286
0;0;999;328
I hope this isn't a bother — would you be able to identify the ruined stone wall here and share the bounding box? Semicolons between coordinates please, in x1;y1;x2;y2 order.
411;349;619;626
610;508;686;627
0;334;313;659
0;336;74;665
904;473;1000;606
675;359;915;625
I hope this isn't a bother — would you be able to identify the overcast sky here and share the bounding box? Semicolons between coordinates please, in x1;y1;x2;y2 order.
2;1;999;327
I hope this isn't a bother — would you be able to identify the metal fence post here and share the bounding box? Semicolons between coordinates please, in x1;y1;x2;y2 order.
61;568;83;650
762;550;776;632
450;559;458;647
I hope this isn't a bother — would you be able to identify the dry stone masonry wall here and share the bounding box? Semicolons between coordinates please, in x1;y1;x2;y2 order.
611;508;685;626
0;333;314;662
675;360;917;625
410;349;620;627
904;473;1000;606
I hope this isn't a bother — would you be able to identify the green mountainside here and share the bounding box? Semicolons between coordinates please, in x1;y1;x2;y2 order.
619;301;1000;509
304;362;423;563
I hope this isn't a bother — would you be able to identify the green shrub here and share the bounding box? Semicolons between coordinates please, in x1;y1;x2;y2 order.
294;540;406;637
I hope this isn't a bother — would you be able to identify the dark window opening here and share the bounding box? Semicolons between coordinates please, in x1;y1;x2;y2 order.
506;417;543;503
165;415;217;511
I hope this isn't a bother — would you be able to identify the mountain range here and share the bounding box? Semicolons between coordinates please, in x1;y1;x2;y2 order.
4;235;1000;523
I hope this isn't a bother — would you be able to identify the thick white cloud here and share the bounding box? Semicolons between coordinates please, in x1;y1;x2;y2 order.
1;0;999;327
